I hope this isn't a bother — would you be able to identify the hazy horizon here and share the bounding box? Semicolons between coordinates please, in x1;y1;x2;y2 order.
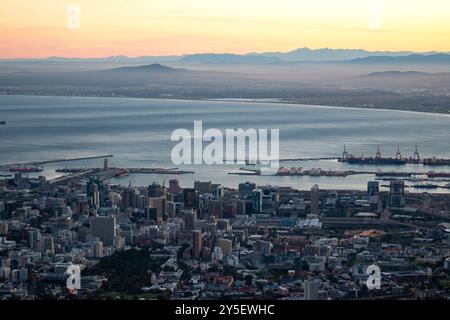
1;47;449;61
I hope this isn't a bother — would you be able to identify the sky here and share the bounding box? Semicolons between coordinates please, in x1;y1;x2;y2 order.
1;0;450;58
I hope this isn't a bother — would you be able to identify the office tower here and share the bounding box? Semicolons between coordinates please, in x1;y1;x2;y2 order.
192;230;203;259
310;184;320;215
14;173;22;187
261;194;274;211
182;210;196;231
87;178;105;208
218;238;233;256
367;181;380;204
238;181;256;199
208;199;222;218
122;186;138;209
146;207;158;222
304;280;319;300
183;188;199;209
213;185;225;198
136;194;148;210
90;216;117;246
103;158;108;171
390;180;405;207
367;181;379;198
252;189;262;212
168;179;182;194
27;228;41;250
148;182;164;198
217;219;230;231
150;197;166;225
253;240;272;257
40;235;55;253
91;240;104;258
194;181;212;195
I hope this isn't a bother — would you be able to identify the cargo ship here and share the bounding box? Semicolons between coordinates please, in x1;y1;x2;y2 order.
413;183;439;189
345;157;407;165
376;171;412;177
423;158;450;166
427;171;450;178
114;169;129;177
9;165;44;173
339;145;407;165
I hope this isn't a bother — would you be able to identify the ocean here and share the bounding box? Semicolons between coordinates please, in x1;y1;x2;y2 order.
1;94;450;192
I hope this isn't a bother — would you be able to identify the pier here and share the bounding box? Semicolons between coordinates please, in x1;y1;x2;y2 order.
0;154;114;170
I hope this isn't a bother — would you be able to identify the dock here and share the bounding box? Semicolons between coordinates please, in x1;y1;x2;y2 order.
0;154;113;171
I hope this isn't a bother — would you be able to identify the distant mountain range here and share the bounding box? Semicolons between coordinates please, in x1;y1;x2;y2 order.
2;49;450;65
249;47;421;62
106;63;185;73
347;53;450;64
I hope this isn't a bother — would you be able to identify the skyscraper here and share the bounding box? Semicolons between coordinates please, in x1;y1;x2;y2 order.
183;188;199;209
310;184;320;215
194;181;212;195
90;216;117;246
168;179;182;194
239;181;256;199
150;197;166;225
389;180;405;208
193;230;203;259
148;182;164;198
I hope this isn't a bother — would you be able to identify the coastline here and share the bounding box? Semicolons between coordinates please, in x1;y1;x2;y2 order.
1;93;450;118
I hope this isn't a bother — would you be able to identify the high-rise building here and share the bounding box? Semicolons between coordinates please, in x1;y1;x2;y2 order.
87;178;105;208
90;216;117;246
208;199;222;218
367;181;379;198
367;181;380;204
40;235;55;253
148;182;165;198
91;240;104;258
390;180;405;207
238;182;256;199
168;179;182;194
310;184;320;215
252;189;262;212
182;210;196;231
194;181;212;195
27;228;41;250
218;238;233;256
150;197;166;225
192;230;203;259
183;188;199;209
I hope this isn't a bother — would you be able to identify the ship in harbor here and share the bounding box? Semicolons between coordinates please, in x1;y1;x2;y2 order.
340;144;450;167
0;121;5;125
114;169;129;177
339;145;409;165
427;171;450;178
9;165;44;173
423;158;450;166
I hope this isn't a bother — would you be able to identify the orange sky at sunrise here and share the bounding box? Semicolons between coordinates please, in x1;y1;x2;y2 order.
1;0;450;58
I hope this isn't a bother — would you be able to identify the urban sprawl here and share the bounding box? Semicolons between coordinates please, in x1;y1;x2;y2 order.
1;159;450;300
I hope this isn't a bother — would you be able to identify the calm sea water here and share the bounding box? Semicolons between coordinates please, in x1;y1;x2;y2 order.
1;95;450;192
